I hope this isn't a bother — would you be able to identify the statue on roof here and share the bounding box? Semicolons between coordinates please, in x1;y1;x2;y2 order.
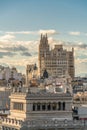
43;69;48;79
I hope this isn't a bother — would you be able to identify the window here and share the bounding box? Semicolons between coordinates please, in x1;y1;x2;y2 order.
42;104;46;110
37;103;40;111
52;103;56;110
59;102;61;110
13;102;23;111
48;104;51;110
63;102;65;110
33;104;35;111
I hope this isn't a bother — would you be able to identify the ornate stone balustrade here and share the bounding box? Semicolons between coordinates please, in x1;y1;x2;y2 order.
2;118;87;129
26;92;72;98
2;117;23;127
21;119;87;128
18;119;87;128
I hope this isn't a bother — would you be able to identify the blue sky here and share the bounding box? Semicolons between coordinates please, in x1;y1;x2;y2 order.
0;0;87;76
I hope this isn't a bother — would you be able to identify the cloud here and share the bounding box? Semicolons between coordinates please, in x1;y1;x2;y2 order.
0;45;29;52
69;31;81;36
11;45;29;52
78;43;87;49
4;30;87;38
38;29;58;35
73;42;87;49
0;34;15;42
0;56;38;66
0;51;15;58
6;31;36;35
75;57;87;76
21;52;32;56
6;29;58;36
59;40;87;50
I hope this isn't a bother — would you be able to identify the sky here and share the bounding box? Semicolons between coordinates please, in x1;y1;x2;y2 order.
0;0;87;76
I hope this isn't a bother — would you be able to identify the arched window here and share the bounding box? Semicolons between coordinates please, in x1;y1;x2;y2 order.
42;104;46;110
59;102;61;110
48;103;51;110
37;103;40;111
63;102;65;110
52;103;56;110
33;104;35;111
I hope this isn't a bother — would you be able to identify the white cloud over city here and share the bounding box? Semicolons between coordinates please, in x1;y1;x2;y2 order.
5;29;58;36
69;31;81;36
0;29;87;76
0;34;15;42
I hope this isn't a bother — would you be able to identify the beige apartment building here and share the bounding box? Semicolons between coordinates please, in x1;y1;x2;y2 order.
39;34;75;79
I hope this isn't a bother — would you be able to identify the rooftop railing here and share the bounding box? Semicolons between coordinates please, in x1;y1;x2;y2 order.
1;118;87;128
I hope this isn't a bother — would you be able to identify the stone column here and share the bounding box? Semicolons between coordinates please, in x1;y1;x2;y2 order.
65;102;71;111
61;102;63;110
31;103;34;111
40;103;42;111
46;103;48;111
50;103;52;110
56;103;59;110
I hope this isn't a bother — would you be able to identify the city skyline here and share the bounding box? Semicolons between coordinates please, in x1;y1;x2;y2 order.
0;0;87;76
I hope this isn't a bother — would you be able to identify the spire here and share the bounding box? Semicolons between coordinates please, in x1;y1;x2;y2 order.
40;33;49;46
46;33;47;38
72;47;74;53
41;33;42;40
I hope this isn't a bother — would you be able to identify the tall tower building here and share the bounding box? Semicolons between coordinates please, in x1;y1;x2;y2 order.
39;34;75;79
39;34;49;75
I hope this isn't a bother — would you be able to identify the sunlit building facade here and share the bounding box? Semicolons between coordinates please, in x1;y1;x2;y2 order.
39;34;75;79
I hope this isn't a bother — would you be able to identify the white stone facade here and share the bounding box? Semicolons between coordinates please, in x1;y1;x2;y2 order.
1;83;74;129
